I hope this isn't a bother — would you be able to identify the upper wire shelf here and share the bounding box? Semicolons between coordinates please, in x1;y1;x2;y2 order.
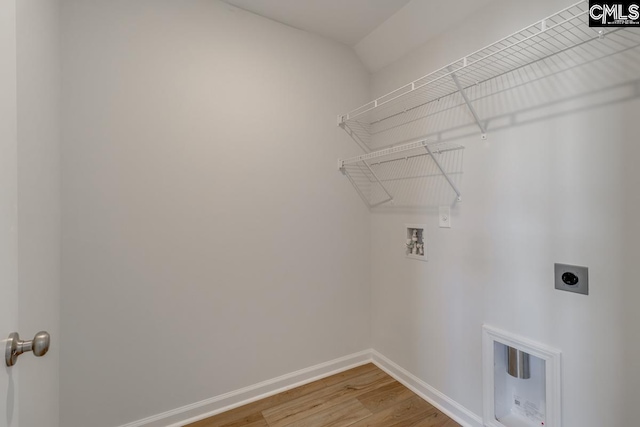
338;0;640;149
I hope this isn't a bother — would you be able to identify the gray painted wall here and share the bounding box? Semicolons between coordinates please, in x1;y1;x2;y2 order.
369;1;640;425
60;1;371;426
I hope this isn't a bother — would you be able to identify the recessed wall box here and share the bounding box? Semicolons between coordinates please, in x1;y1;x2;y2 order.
483;325;562;427
405;224;427;261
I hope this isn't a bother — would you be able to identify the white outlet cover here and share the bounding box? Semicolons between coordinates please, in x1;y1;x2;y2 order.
439;206;451;228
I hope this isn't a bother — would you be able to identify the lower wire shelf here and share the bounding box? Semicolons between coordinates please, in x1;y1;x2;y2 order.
339;140;465;208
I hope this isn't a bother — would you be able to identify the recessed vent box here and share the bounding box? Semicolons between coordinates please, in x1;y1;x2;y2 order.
483;325;562;427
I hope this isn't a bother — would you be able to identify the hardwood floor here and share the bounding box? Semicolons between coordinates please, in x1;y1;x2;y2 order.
186;364;460;427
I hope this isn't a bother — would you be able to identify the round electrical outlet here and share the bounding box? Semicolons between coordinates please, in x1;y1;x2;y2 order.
562;272;579;286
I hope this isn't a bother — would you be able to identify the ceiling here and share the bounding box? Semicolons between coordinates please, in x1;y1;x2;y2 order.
222;0;411;46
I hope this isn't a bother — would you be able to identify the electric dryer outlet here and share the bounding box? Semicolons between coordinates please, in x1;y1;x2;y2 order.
554;263;589;295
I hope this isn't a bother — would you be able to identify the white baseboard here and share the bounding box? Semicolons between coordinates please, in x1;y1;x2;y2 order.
118;349;483;427
371;350;483;427
117;350;372;427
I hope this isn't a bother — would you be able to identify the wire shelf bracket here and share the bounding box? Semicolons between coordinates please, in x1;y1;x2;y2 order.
447;65;487;140
424;143;462;201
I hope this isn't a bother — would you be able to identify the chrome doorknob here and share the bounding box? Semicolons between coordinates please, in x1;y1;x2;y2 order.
5;331;50;367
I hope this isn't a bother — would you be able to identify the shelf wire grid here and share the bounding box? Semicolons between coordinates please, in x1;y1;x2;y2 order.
340;0;640;149
341;141;464;208
468;31;640;122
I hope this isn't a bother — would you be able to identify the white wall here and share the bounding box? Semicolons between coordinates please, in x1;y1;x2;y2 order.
59;1;371;426
369;0;640;426
16;1;61;426
354;0;493;73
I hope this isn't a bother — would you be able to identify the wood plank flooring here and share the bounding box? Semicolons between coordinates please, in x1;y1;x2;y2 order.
186;364;460;427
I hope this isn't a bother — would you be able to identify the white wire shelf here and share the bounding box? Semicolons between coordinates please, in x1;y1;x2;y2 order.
339;140;465;208
338;0;640;150
337;0;640;208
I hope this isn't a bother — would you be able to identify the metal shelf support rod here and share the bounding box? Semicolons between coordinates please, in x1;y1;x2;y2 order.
448;66;487;139
424;144;462;202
